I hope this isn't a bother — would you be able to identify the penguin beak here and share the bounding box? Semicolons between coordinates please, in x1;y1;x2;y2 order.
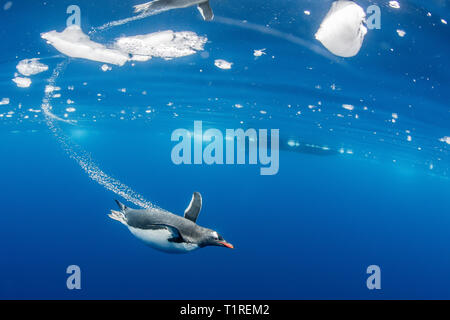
218;241;234;249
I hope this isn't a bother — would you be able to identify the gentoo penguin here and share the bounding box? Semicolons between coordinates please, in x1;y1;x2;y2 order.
134;0;214;21
108;192;233;253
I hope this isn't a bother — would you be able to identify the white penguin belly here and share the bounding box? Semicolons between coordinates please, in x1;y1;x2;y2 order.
128;226;199;254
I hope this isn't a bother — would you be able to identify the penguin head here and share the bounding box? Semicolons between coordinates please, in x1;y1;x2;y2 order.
199;229;234;249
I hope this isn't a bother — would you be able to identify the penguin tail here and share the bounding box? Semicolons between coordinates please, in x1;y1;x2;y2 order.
108;210;127;225
115;199;128;212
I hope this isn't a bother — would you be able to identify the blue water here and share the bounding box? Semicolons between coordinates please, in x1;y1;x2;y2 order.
0;0;449;299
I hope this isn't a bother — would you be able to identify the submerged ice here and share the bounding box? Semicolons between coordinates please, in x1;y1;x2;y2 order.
214;59;233;69
115;30;207;60
16;58;49;76
41;25;206;66
41;25;129;66
440;137;450;145
12;76;31;88
315;0;367;57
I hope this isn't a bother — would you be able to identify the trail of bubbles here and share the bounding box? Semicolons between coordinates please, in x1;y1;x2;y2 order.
41;61;156;209
89;9;165;34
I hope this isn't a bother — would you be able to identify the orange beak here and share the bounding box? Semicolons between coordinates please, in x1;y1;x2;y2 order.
218;241;234;249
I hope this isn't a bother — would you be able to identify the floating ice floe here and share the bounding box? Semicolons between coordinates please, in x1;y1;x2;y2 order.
389;1;400;9
16;58;48;76
253;49;266;57
42;25;129;66
439;137;450;145
315;0;367;58
42;26;207;66
12;76;31;88
214;59;233;69
0;98;10;105
115;31;207;60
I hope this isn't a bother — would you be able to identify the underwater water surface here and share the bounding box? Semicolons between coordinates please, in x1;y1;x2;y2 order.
0;0;449;299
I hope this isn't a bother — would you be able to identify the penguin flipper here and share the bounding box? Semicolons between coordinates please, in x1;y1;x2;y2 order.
184;192;202;223
167;235;184;243
197;1;214;21
142;224;185;243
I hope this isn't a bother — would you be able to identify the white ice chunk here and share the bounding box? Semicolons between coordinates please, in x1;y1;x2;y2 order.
439;137;450;145
0;98;10;105
396;29;406;37
214;59;233;70
16;58;48;76
115;30;207;60
253;48;266;57
12;76;31;88
101;64;112;72
45;85;61;93
41;25;129;66
315;1;367;58
342;104;355;111
389;1;400;9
